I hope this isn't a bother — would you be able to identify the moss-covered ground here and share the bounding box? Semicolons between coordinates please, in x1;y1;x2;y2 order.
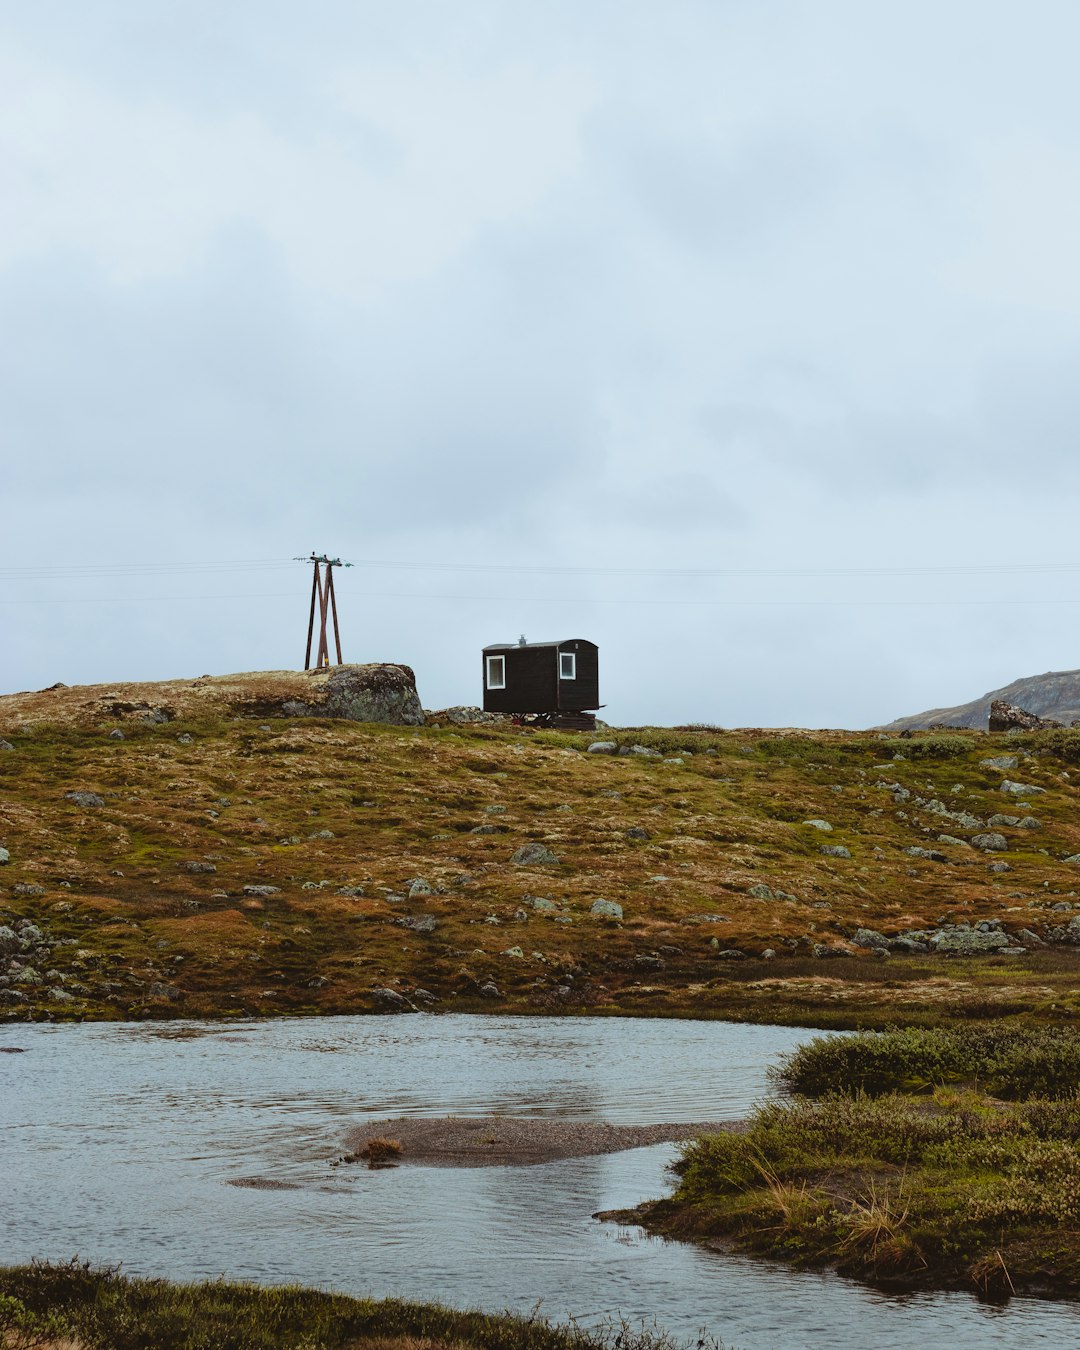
5;683;1080;1026
0;1261;718;1349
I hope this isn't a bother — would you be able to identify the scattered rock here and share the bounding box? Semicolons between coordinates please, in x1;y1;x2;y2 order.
470;824;507;835
0;740;13;751
852;928;889;950
747;883;775;900
372;986;415;1013
820;845;851;859
501;946;524;958
511;843;559;866
981;755;1018;770
971;833;1008;852
587;742;617;755
987;815;1022;829
243;884;280;896
148;982;184;1001
803;819;833;831
528;896;558;912
590;898;623;920
180;861;217;874
397;914;437;934
108;729;125;740
177;733;193;745
0;926;20;954
906;846;948;863
1000;779;1046;797
0;849;7;866
931;927;1011;954
624;827;651;841
628;745;662;758
11;883;45;897
715;948;746;960
937;835;969;848
308;829;335;840
64;790;104;809
479;981;501;998
408;878;434;898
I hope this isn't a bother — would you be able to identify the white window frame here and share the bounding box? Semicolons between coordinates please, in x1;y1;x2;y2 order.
559;651;576;681
486;655;506;690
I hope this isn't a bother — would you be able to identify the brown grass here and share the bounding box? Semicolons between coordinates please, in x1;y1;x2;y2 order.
4;674;1080;1027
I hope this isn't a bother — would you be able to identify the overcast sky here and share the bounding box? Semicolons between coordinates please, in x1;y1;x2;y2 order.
4;1;1080;727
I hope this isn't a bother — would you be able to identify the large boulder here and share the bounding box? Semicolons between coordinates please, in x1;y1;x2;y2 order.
931;926;1011;954
277;664;424;726
989;700;1062;733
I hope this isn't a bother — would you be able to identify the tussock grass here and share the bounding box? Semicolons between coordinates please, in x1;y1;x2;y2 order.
0;1262;722;1350
640;1025;1080;1294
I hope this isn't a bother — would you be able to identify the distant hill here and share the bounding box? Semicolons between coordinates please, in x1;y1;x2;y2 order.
884;669;1080;731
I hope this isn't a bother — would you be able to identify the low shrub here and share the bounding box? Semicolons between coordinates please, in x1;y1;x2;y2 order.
773;1025;1080;1100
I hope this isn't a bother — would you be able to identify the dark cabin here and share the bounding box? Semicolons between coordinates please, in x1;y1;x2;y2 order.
482;637;600;727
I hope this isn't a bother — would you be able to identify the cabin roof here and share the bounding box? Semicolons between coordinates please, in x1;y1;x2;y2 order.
483;638;589;653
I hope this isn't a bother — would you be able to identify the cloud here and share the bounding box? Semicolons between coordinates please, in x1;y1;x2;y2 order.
5;1;1080;726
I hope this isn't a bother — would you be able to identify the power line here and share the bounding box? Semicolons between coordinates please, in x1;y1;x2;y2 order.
3;555;1080;582
2;589;1080;610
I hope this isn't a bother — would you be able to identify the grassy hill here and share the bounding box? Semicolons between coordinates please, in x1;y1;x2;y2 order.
6;675;1080;1028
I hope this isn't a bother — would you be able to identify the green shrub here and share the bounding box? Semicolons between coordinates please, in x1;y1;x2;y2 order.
774;1026;1080;1100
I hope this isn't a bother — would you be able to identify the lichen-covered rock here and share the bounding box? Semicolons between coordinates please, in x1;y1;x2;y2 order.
853;928;889;950
64;790;104;808
1000;779;1046;796
591;898;623;920
931;926;1011;954
278;664;424;726
511;843;559;866
372;986;414;1013
803;819;833;831
971;833;1009;852
821;844;851;859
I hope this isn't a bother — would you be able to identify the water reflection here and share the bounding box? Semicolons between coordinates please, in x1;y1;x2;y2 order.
4;1014;1080;1348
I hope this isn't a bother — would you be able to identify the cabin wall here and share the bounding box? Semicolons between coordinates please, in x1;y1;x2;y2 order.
482;647;557;713
557;640;599;711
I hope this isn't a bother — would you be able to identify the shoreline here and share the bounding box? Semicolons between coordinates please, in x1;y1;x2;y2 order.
340;1114;746;1167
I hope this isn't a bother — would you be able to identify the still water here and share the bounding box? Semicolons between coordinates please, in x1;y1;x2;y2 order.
3;1014;1079;1349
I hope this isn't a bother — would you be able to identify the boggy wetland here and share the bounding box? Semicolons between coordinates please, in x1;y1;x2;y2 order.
8;694;1080;1344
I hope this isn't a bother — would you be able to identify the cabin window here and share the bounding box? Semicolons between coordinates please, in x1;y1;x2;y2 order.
486;655;506;690
559;651;576;681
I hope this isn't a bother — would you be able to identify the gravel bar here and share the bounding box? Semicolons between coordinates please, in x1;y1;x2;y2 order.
342;1115;744;1168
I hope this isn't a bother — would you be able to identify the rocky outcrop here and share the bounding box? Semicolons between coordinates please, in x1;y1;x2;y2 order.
275;664;424;726
0;665;425;732
988;700;1062;733
884;668;1080;732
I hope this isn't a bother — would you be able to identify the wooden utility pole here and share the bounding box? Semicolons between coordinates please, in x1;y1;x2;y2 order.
299;554;351;669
